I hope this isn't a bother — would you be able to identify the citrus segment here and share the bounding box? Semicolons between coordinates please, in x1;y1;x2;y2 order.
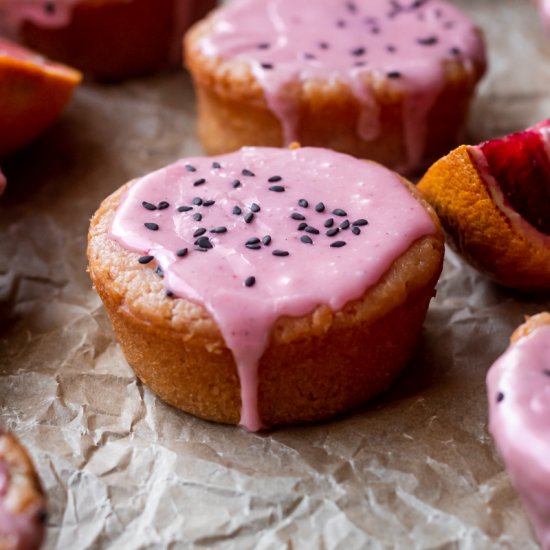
0;37;81;157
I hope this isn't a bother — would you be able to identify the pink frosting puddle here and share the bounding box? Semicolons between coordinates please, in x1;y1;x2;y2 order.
110;147;437;430
198;0;485;173
487;325;550;549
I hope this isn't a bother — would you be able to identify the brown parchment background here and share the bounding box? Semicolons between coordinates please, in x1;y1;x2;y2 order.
1;0;549;548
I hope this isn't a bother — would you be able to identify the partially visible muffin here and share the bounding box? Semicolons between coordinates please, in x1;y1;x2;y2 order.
88;146;444;430
0;429;47;550
185;0;486;174
0;0;217;80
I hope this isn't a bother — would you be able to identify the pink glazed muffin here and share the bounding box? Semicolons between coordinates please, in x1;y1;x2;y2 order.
0;0;217;80
88;146;444;430
487;313;550;550
0;429;46;550
185;0;486;174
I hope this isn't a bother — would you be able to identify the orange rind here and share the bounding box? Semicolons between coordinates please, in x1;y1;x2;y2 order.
418;122;550;291
0;37;81;158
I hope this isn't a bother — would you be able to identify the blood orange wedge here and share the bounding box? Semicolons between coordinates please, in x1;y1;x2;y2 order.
418;120;550;291
487;313;550;549
0;37;81;158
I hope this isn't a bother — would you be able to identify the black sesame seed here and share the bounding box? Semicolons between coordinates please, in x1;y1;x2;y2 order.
257;42;270;49
233;206;242;215
352;226;361;236
232;179;242;188
244;212;255;224
185;164;196;172
246;243;262;250
319;41;330;50
417;36;438;46
352;219;369;226
155;266;164;277
166;290;175;298
387;71;402;79
212;161;222;169
192;197;203;205
386;44;397;53
211;226;227;234
193;213;203;222
251;203;261;212
203;200;215;207
298;199;309;208
242;169;256;177
144;222;159;231
44;1;55;14
269;185;285;192
346;1;357;13
301;235;313;244
496;391;505;403
193;178;206;187
340;220;351;230
272;250;289;257
138;255;154;264
268;175;282;182
305;226;320;235
326;228;340;237
371;27;380;34
304;53;316;60
544;369;550;377
297;222;308;231
336;19;346;28
262;235;272;246
142;201;157;211
324;218;334;228
178;205;193;212
176;248;188;257
291;213;306;221
194;228;207;237
37;509;48;524
330;241;347;248
157;201;170;210
245;276;256;287
246;237;261;245
332;208;347;217
351;47;366;57
450;47;461;56
195;236;213;249
261;63;274;69
315;202;325;213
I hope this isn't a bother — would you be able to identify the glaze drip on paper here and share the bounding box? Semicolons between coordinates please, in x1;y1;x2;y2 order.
198;0;485;172
110;147;437;431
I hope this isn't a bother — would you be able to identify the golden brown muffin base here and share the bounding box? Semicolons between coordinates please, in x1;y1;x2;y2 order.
88;171;444;428
184;15;485;173
21;0;216;81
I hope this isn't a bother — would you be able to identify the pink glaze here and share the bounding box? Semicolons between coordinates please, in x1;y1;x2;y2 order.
110;147;436;431
487;325;550;549
198;0;485;173
0;433;45;550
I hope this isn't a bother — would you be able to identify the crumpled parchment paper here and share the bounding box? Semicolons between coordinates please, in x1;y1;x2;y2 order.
1;0;549;548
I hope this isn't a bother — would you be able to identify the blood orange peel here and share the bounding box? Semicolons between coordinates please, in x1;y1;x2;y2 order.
418;121;550;291
0;37;81;158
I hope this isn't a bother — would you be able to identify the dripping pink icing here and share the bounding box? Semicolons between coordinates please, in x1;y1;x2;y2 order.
487;325;550;549
110;147;437;430
198;0;485;173
0;431;45;550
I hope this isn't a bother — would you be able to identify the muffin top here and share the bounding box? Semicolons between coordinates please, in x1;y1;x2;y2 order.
110;146;438;429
